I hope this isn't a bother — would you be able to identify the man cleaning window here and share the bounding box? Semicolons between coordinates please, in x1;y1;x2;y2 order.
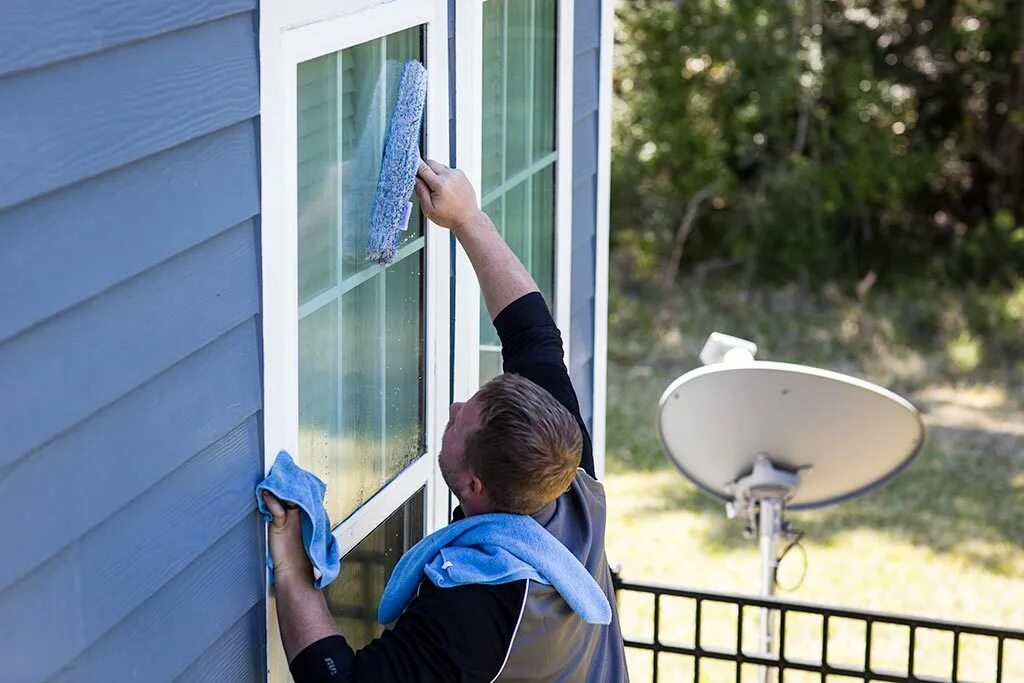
261;159;627;682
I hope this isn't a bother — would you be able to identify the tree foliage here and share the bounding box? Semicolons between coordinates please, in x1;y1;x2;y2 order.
612;0;1024;285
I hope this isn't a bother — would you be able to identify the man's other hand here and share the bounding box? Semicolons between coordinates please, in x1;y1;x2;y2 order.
262;491;314;584
415;158;483;232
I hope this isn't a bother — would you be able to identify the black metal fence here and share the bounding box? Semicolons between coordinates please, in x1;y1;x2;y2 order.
613;576;1024;682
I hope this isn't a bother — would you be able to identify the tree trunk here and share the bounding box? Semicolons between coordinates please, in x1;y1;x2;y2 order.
660;184;716;292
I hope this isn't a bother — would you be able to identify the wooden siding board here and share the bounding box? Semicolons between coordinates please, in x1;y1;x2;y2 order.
0;0;256;77
0;223;259;466
0;123;259;342
0;4;265;680
573;48;600;120
0;322;261;593
571;236;597;306
572;175;597;250
570;287;595;367
569;0;602;430
0;13;259;209
571;356;595;427
51;517;265;682
572;111;598;184
176;604;266;683
573;0;602;53
0;421;262;681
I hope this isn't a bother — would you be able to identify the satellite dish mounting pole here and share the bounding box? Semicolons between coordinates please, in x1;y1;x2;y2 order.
727;456;800;683
757;497;784;683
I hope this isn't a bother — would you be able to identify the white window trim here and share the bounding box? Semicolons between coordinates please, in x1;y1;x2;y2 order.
592;0;613;480
452;0;575;401
452;0;484;400
260;1;450;678
554;0;574;353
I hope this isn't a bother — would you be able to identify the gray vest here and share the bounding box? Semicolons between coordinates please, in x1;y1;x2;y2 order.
493;471;628;682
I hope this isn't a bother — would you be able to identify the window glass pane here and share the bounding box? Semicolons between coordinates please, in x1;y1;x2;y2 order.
297;27;426;525
384;252;425;469
481;0;506;195
532;0;557;160
479;0;558;383
479;349;504;384
531;164;556;305
338;276;383;521
324;489;425;649
385;29;422;108
299;302;339;486
340;39;385;280
504;179;531;270
504;0;532;178
297;55;338;304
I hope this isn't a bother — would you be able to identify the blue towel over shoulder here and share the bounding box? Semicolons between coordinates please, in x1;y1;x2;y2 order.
256;451;341;590
378;513;612;626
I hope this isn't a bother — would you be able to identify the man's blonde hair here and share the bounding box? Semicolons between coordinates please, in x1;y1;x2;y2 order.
465;373;583;514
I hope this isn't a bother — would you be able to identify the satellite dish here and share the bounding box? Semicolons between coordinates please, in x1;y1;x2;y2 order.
656;332;925;682
657;357;924;510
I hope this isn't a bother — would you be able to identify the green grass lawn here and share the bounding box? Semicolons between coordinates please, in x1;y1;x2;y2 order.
603;280;1024;681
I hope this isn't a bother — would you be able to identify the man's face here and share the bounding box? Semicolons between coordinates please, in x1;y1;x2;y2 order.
438;392;484;502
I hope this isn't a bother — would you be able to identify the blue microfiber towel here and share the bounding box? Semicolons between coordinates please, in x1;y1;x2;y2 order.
366;60;428;265
256;451;341;590
378;513;612;625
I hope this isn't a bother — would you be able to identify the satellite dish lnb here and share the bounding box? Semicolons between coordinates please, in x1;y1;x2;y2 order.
699;332;758;365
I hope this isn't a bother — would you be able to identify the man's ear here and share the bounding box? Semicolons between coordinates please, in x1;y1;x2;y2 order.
465;473;486;498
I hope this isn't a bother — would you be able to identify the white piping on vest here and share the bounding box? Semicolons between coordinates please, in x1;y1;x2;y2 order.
489;579;530;683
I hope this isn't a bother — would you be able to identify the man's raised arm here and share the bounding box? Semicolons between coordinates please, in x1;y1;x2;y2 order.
415;159;595;477
414;159;537;320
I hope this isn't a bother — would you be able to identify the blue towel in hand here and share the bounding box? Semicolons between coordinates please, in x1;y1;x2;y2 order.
256;451;340;590
378;513;611;625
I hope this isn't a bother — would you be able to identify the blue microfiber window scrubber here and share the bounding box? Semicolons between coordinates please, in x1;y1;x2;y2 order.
366;60;428;266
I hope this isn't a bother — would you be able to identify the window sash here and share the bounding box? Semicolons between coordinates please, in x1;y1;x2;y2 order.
263;0;450;542
261;3;451;678
452;0;575;396
298;236;425;319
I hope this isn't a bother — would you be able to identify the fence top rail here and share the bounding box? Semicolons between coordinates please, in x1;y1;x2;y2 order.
622;638;949;679
613;578;1024;640
622;638;961;683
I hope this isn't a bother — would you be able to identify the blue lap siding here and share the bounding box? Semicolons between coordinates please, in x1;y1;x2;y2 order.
0;0;606;679
569;0;603;435
0;3;266;681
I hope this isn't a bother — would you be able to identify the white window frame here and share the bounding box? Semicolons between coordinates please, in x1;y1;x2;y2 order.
452;0;575;400
593;0;614;480
260;0;450;678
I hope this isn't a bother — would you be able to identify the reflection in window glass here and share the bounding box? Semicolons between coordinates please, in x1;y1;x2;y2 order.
297;27;426;524
323;489;425;649
480;0;558;383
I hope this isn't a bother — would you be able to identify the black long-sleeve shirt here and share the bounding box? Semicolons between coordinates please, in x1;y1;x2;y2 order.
289;292;596;682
